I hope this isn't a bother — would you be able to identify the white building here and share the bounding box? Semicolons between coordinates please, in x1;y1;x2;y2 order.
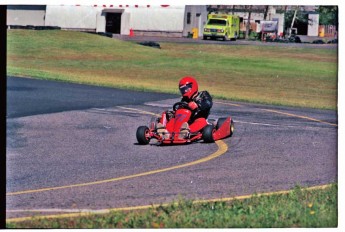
9;5;321;38
307;13;320;36
7;5;208;37
7;5;46;26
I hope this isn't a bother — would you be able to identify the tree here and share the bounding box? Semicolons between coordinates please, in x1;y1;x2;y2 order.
317;6;338;26
263;5;269;20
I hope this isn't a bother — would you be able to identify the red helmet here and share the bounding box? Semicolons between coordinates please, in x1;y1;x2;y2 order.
179;76;198;99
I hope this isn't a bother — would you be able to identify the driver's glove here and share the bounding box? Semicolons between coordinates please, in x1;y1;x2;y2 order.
188;101;198;110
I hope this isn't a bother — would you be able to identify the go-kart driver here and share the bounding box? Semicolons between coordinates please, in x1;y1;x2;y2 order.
157;76;213;139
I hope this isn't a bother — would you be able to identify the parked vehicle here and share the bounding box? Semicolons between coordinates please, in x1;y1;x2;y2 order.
203;14;240;41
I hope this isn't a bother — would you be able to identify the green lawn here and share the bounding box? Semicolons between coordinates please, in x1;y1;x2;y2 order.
7;30;338;109
7;184;337;228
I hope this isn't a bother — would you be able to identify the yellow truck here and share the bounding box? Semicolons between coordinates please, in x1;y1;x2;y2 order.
203;14;240;41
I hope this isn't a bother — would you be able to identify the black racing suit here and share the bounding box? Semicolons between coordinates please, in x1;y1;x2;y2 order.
182;90;213;123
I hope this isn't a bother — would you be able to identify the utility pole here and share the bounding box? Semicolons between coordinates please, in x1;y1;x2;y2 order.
289;6;298;37
245;5;253;39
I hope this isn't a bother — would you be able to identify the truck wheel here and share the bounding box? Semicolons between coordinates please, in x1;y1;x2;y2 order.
231;32;238;41
136;126;151;145
202;125;215;143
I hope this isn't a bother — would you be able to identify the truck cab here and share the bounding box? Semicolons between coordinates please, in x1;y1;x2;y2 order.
203;14;240;41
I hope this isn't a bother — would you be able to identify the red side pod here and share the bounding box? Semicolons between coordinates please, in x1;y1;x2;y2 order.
172;109;191;140
213;117;231;141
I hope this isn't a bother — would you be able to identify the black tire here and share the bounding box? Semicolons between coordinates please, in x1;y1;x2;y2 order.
232;32;238;41
229;119;234;137
217;118;234;137
136;126;150;145
202;125;215;143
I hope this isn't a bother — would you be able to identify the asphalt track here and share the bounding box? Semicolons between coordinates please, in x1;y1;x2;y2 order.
6;76;337;221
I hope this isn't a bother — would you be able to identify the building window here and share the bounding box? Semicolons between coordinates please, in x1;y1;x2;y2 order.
187;12;191;24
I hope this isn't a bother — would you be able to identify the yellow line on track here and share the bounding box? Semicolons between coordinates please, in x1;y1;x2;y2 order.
214;101;243;107
193;184;332;204
214;101;336;127
7;140;228;196
262;109;338;127
6;184;333;223
117;106;160;116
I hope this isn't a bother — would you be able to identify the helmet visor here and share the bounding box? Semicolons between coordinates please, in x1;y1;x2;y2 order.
179;83;193;95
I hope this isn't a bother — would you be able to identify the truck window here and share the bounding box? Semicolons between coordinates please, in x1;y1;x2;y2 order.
208;19;227;26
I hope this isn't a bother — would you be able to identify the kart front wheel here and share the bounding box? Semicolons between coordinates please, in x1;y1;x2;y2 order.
136;126;151;145
203;125;215;143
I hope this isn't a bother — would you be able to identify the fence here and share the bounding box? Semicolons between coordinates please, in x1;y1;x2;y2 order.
318;25;337;38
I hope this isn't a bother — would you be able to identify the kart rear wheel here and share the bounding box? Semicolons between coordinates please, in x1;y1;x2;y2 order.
203;125;215;143
217;118;234;137
229;119;234;137
136;126;151;145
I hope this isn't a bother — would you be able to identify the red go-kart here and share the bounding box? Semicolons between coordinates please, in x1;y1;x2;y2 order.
136;101;234;145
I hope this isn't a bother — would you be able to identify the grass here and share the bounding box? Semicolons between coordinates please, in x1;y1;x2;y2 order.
6;184;337;228
7;30;338;109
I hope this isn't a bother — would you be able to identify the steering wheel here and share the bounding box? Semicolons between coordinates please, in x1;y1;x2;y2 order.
173;102;189;111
